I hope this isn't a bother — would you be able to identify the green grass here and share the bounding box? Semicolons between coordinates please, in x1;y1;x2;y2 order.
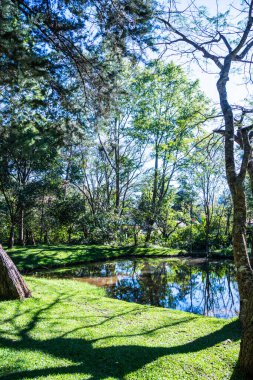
7;245;183;272
0;277;243;380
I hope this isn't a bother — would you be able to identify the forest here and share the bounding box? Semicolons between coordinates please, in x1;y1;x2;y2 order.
1;0;253;379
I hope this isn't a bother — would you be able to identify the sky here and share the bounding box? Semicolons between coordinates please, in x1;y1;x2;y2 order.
160;0;253;106
189;65;251;106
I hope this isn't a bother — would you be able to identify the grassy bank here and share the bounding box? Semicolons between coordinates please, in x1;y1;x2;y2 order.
0;277;242;380
7;245;182;272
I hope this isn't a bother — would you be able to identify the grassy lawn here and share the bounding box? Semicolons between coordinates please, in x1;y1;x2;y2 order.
7;245;182;272
0;277;242;380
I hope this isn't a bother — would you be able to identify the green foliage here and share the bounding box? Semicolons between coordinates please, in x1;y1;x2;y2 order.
132;62;208;145
0;4;233;252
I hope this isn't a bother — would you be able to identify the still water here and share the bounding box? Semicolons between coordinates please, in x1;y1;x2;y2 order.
37;258;239;318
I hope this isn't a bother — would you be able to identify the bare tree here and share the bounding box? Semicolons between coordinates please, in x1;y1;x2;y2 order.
157;0;253;375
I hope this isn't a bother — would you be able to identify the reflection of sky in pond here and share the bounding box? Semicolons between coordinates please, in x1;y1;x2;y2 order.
36;258;239;319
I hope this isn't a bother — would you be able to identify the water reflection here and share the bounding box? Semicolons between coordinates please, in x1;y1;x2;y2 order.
37;258;239;318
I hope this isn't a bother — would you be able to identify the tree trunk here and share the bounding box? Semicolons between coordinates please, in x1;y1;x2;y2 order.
239;291;253;375
232;190;253;323
18;207;25;246
44;230;50;244
115;148;120;213
225;206;232;245
114;117;120;214
251;229;253;258
145;144;159;245
205;213;210;258
217;61;253;377
31;232;36;246
134;227;138;246
0;245;31;300
237;157;253;375
145;221;154;244
8;223;15;249
26;230;36;246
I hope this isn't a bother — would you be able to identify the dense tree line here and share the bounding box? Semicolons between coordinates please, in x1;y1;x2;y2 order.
0;1;239;253
0;50;235;252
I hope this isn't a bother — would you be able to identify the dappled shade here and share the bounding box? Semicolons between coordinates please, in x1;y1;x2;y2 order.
0;278;242;379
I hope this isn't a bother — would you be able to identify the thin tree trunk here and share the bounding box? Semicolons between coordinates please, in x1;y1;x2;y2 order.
40;194;45;243
18;207;25;246
115;142;120;213
189;202;193;255
145;220;154;244
0;245;31;300
44;230;50;244
31;232;36;246
26;230;36;246
115;168;120;212
134;228;138;246
205;211;210;258
146;142;159;244
8;223;15;249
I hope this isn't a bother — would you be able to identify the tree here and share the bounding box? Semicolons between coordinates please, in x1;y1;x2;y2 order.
132;61;208;243
94;72;147;217
12;0;155;112
0;77;66;248
188;137;226;255
157;1;253;374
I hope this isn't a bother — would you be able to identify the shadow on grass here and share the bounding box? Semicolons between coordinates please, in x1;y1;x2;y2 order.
0;292;243;380
8;245;182;273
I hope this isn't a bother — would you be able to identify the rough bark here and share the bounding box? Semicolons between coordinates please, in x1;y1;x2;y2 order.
239;291;253;375
232;190;253;323
0;245;31;300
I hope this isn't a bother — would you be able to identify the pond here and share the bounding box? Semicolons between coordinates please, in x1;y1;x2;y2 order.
35;258;239;319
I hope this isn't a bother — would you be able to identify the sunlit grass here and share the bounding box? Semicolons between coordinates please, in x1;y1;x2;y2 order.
7;245;183;271
0;277;242;380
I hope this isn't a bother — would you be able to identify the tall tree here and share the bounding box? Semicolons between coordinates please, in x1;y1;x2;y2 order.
0;75;67;248
190;137;225;255
133;62;208;243
157;1;253;374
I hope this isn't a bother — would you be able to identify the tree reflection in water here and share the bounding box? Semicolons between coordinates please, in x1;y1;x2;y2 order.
39;258;239;318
